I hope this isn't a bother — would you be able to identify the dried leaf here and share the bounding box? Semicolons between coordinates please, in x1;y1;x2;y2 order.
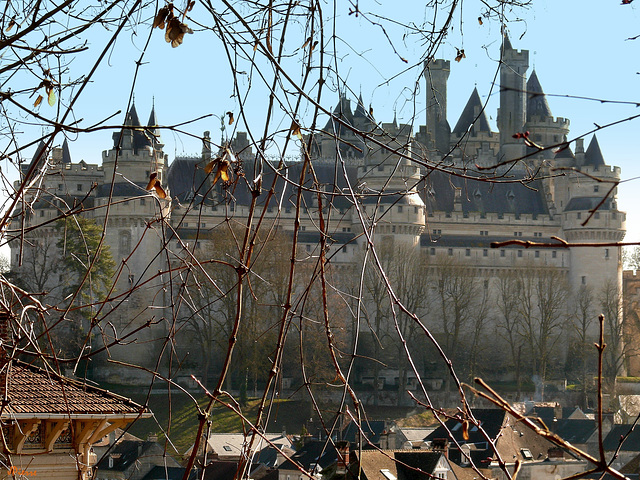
369;106;374;117
212;161;230;185
145;172;158;191
622;0;634;4
462;420;470;441
186;1;195;12
204;160;215;175
7;18;16;32
310;41;318;52
227;111;234;125
478;16;483;25
154;183;167;199
165;17;192;48
302;36;312;49
290;120;303;140
153;4;173;29
455;48;466;62
34;95;43;108
47;87;56;106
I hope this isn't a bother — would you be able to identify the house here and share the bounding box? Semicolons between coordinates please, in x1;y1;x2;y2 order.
94;438;181;480
0;310;151;480
346;449;455;480
603;424;640;471
278;439;337;480
425;408;586;478
190;432;292;464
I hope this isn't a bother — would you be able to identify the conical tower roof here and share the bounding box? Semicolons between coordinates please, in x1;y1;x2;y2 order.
453;88;491;135
323;93;355;133
585;135;605;167
146;101;162;146
61;138;72;164
503;32;513;52
554;145;575;160
527;70;552;120
125;102;141;127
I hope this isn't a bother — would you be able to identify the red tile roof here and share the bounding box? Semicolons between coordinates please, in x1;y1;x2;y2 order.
2;361;149;418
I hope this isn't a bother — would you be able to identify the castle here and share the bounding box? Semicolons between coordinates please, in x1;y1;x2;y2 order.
9;36;626;387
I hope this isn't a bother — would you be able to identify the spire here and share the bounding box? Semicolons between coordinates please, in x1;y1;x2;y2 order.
61;138;72;164
354;93;367;118
585;135;605;167
527;70;552;120
503;32;513;52
147;100;162;147
125;101;141;127
453;88;491;135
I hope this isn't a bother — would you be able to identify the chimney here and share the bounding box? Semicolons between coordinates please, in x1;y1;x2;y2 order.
336;441;350;476
431;438;449;459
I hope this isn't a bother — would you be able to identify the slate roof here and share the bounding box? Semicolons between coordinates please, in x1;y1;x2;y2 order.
341;419;387;446
603;425;640;452
278;439;337;472
422;171;549;216
553;419;597;444
564;196;613;212
203;461;239;480
585;135;605;168
425;409;559;466
453;88;492;135
96;440;175;472
4;360;149;418
141;466;198;480
527;70;552;120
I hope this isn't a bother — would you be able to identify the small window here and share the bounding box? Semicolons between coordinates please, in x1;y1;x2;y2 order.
40;210;44;217
140;198;146;206
517;250;523;258
521;448;533;460
535;251;540;258
577;212;582;219
605;248;609;258
595;212;600;219
306;245;311;252
465;249;471;257
380;469;397;480
430;248;436;255
77;183;82;191
301;226;306;231
223;446;233;452
342;245;347;253
128;274;135;286
582;276;587;285
414;207;418;214
398;206;403;213
500;250;505;258
594;185;599;192
58;183;63;191
552;251;557;258
201;223;206;228
483;249;488;257
448;248;453;256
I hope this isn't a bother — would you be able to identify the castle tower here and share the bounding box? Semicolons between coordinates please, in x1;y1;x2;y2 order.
498;34;529;162
524;70;570;159
94;101;171;383
424;59;451;156
356;122;425;247
559;136;625;293
450;88;499;167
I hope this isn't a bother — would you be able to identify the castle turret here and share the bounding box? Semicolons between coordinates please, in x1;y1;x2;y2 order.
424;59;451;157
356;123;425;247
450;88;499;167
559;135;625;293
524;70;570;158
498;34;529;162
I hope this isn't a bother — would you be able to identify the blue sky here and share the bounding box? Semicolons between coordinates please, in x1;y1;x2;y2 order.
8;1;640;241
